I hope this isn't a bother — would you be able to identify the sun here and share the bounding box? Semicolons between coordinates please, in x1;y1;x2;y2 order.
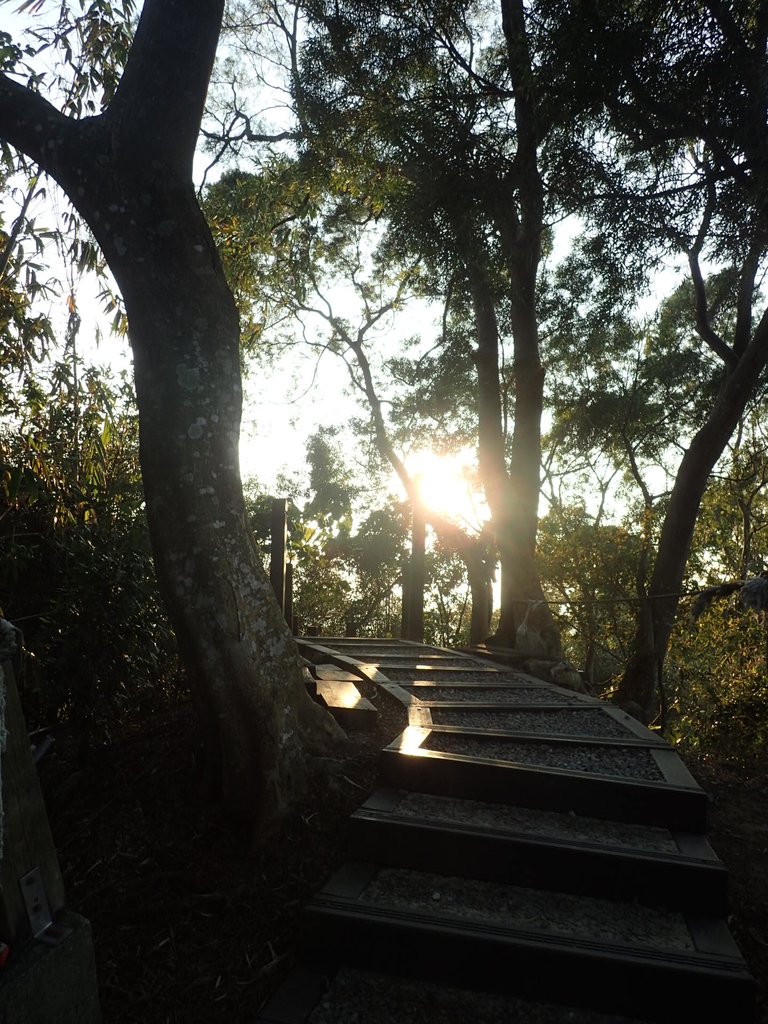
404;449;487;529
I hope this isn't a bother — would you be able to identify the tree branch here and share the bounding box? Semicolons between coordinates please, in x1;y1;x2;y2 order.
734;237;764;357
107;0;225;174
0;72;78;172
688;249;738;368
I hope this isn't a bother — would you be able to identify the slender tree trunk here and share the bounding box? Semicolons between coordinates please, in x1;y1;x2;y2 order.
472;0;563;656
495;314;559;653
618;313;768;718
347;327;494;643
464;543;493;644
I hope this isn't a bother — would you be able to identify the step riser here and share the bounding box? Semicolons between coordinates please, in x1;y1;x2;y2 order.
301;908;754;1024
347;816;729;915
380;748;708;831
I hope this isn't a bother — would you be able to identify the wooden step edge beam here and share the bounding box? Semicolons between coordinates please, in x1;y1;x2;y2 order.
346;812;730;915
379;746;709;831
314;680;377;732
300;900;754;1024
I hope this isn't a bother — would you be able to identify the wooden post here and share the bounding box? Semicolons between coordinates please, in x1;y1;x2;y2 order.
284;561;294;632
400;558;410;639
0;657;65;944
405;504;426;642
270;497;288;615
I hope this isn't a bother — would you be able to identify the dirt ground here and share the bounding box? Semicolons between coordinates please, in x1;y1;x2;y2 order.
686;754;768;1024
37;693;768;1024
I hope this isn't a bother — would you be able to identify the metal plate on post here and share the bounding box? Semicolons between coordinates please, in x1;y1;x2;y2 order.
20;866;53;938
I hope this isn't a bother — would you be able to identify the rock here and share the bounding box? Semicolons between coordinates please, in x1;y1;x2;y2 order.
551;661;590;694
525;659;590;694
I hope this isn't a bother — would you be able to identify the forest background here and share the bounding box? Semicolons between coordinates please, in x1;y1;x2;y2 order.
1;0;768;788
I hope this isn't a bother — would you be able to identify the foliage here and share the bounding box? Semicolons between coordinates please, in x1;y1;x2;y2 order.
537;503;642;688
0;169;57;411
423;540;473;649
243;426;480;642
4;1;137;116
246;490;407;638
203;161;317;354
663;403;768;756
244;427;403;635
0;0;136;347
543;247;728;503
692;408;768;580
667;605;768;763
386;321;480;457
1;359;178;755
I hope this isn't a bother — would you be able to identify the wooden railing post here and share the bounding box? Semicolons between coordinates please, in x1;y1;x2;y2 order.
284;561;294;633
401;558;410;639
270;497;288;616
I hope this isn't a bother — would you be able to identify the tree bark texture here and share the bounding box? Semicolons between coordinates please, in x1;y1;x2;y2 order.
468;252;561;654
0;0;343;828
618;311;768;719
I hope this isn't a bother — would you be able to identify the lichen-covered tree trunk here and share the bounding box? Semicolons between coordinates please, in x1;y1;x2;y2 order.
105;183;342;825
0;0;344;831
493;347;562;655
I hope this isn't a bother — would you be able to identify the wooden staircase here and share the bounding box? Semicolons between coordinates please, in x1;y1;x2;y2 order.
258;639;755;1023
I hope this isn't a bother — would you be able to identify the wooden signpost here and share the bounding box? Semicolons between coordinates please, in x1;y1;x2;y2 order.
0;641;101;1022
0;653;65;947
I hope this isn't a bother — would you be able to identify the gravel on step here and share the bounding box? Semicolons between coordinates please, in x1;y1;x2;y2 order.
391;791;679;853
360;868;695;951
406;685;584;704
428;707;632;737
328;644;434;655
424;734;664;780
374;657;483;668
384;667;502;681
307;966;655;1024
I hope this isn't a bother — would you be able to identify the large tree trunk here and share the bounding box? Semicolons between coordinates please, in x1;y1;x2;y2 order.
0;0;344;831
468;0;562;656
617;312;768;719
468;253;561;654
108;183;342;826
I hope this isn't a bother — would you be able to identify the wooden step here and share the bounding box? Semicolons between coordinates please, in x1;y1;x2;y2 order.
380;727;708;830
392;680;601;706
381;664;507;681
314;679;377;731
300;863;754;1023
406;700;669;744
348;789;729;914
256;964;659;1024
286;639;753;1024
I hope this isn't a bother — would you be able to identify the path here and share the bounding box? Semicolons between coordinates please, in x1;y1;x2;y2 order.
258;639;754;1023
